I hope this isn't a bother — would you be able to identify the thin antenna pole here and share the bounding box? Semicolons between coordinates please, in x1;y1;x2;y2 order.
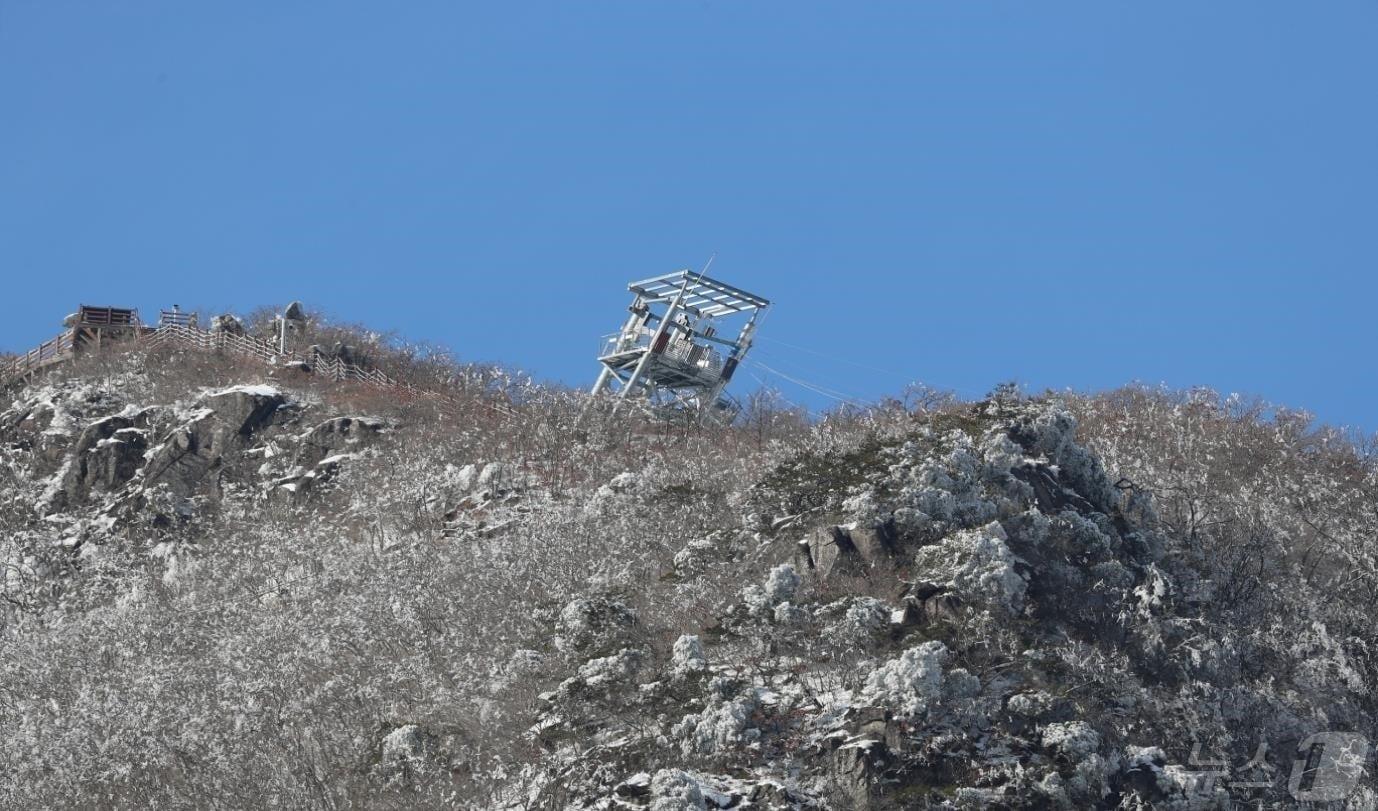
698;252;717;280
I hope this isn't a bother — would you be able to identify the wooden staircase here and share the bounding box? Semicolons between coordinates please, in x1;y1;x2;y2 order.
1;330;77;386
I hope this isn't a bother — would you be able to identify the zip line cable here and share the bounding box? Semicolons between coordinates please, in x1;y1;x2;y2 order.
750;349;877;404
746;369;821;418
756;335;920;383
754;334;987;399
749;358;871;408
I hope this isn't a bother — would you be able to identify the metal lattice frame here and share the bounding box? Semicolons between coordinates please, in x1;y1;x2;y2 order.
591;269;769;423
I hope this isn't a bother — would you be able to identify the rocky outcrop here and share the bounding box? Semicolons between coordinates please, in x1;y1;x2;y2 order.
209;314;246;335
514;399;1205;808
1010;460;1096;514
294;415;386;468
56;408;156;507
798;521;902;578
0;399;63;465
0;399;53;440
307;342;364;367
827;734;888;810
892;581;963;628
142;386;289;497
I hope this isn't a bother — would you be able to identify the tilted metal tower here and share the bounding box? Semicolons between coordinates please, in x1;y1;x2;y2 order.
591;268;769;423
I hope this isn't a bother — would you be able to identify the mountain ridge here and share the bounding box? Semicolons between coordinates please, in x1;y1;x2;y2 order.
1;321;1374;809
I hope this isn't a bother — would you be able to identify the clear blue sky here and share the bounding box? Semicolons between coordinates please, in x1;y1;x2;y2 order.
3;3;1375;431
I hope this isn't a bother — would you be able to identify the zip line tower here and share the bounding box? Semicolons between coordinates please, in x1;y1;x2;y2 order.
591;269;770;423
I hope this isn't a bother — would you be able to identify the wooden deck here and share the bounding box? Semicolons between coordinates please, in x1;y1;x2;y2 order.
3;305;518;421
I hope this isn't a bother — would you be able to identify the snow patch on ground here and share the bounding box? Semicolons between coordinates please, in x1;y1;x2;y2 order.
204;383;282;399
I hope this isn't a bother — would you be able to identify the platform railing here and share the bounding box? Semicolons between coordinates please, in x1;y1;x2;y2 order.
158;310;197;328
144;322;518;418
4;312;520;420
598;328;656;358
77;306;140;327
598;329;723;378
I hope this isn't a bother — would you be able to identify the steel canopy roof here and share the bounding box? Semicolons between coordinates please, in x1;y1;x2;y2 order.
627;270;770;318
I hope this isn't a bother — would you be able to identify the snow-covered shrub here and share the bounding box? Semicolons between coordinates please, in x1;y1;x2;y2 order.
1069;753;1112;802
1004;508;1051;547
378;724;439;784
1132;564;1172;618
891;506;934;540
953;786;1008;809
859;641;949;717
583;470;645;514
1291;620;1369;693
1041;720;1101;760
1121;746;1174;796
765;563;800;602
1035;772;1072;808
650;769;707;811
914;521;1026;614
943;668;981;701
673;687;767;756
741;563;800;618
506;648;544;675
671;634;708;679
381;724;430;763
606;471;639;492
773;601;809;626
1006;690;1055;719
840;489;884;526
554;596;638;656
1045;511;1118;561
572;647;643;691
816;596;889;645
979;430;1024;476
673;534;725;576
842;596;888;637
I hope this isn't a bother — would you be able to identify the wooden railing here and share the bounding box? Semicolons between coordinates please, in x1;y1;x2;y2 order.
78;305;139;327
145;323;283;363
145;322;519;419
310;354;397;387
158;310;196;328
4;317;519;420
1;331;76;386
